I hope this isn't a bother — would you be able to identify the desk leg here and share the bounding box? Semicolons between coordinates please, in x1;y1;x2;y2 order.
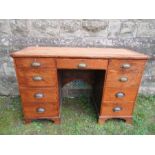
125;117;133;125
24;119;32;124
98;117;133;125
98;117;106;125
52;118;61;125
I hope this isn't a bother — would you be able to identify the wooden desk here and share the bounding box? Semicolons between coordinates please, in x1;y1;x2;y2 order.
11;47;149;125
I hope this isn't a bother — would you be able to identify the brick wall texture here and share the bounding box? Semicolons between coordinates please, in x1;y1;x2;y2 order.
0;19;155;96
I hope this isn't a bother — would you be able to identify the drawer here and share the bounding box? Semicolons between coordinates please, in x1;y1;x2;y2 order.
103;87;139;102
15;58;56;68
108;59;146;73
56;58;108;70
105;70;143;87
23;102;59;118
100;102;134;116
20;87;58;103
17;68;57;87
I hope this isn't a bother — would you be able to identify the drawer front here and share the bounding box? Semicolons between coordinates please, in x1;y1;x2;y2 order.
56;58;108;70
15;58;56;68
108;59;146;73
100;102;134;116
103;87;139;102
23;103;59;118
105;70;142;87
17;68;57;87
20;88;58;103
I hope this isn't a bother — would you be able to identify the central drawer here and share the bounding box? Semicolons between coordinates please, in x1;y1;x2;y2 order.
20;87;58;103
56;58;108;70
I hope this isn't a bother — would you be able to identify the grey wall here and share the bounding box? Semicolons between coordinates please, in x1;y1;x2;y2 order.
0;19;155;96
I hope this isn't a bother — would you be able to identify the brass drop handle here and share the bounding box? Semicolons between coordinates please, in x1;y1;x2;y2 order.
31;62;41;67
34;93;44;99
113;106;122;112
119;77;128;82
36;107;45;113
33;76;43;81
115;92;125;98
122;63;131;69
78;63;87;68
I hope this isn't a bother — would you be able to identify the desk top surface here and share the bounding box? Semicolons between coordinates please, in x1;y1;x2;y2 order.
11;47;149;59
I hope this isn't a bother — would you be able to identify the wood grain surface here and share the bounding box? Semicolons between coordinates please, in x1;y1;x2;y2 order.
11;47;149;59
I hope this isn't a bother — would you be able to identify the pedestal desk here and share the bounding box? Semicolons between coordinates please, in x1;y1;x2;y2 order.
11;47;149;125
